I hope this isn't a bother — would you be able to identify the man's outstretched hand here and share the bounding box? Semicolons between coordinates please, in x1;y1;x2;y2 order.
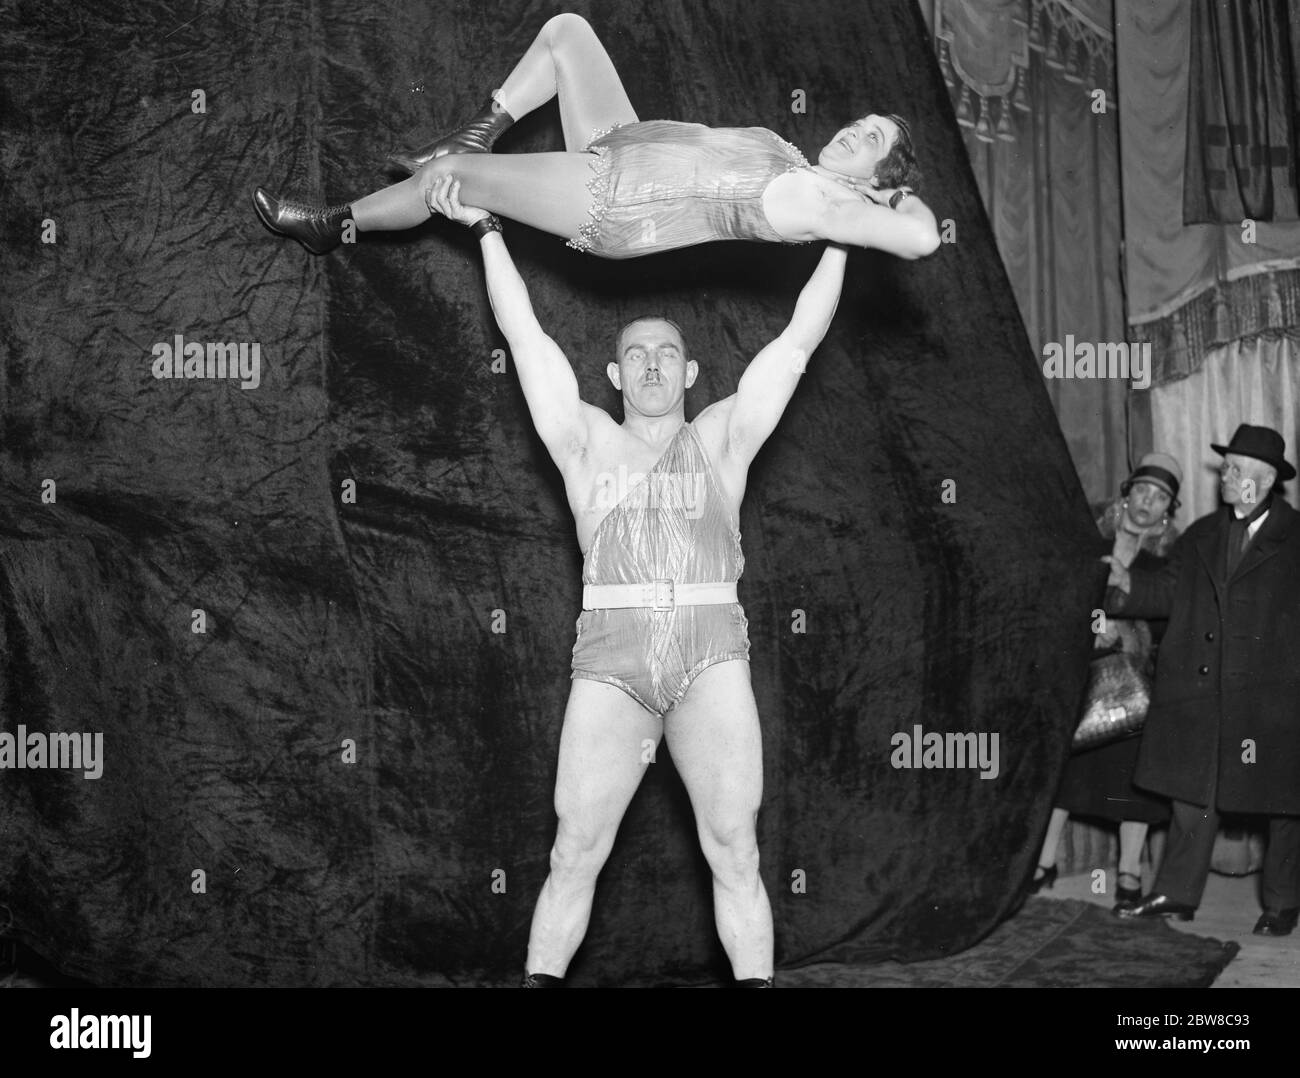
424;174;490;227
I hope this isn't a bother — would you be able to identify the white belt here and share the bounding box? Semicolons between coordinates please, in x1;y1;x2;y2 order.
582;580;738;611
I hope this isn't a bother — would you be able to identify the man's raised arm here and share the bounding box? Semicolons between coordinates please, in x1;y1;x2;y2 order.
722;243;848;463
428;176;591;466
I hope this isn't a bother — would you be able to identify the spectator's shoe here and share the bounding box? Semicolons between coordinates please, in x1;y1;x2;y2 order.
386;96;515;175
252;189;354;255
1115;893;1195;921
736;977;774;988
1252;908;1299;936
1114;872;1143;912
1028;863;1057;894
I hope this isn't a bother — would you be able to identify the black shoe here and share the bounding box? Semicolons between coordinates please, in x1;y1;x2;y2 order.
521;971;565;987
1028;863;1057;894
1252;908;1299;936
1114;872;1143;912
1115;892;1195;921
736;976;774;988
386;95;515;175
252;189;354;255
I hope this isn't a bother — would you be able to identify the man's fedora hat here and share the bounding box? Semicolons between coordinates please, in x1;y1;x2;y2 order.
1211;424;1297;482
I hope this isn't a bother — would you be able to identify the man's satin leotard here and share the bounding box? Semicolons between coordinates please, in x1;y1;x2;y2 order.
571;422;750;716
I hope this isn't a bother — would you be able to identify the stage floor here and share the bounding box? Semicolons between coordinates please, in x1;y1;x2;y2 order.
1040;866;1300;988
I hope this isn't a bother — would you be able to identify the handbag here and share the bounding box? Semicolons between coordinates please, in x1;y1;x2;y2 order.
1071;651;1151;751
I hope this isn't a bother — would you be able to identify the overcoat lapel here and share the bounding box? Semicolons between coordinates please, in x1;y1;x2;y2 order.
1231;500;1295;584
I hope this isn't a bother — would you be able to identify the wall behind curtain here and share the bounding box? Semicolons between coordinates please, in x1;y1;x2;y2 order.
919;0;1129;504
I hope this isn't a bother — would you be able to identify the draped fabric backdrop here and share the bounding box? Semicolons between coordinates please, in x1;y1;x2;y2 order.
1112;0;1300;872
1183;0;1299;225
919;0;1129;505
1151;338;1300;524
1118;0;1300;382
0;0;1100;986
1117;0;1300;521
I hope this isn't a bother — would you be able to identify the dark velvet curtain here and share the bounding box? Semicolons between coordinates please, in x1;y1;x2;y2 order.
0;0;1099;986
1184;0;1300;223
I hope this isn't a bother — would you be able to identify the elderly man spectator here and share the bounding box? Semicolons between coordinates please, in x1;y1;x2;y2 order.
1104;424;1300;935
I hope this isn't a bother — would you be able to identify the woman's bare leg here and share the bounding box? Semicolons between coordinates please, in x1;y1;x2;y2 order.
354;15;636;233
1117;820;1149;880
494;12;638;150
1034;807;1069;883
351;152;596;238
256;16;637;251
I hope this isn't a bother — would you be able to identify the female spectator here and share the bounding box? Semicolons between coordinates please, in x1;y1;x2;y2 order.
1029;453;1182;910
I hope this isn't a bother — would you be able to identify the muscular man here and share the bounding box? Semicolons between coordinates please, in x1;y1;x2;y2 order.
1105;425;1300;935
425;175;846;986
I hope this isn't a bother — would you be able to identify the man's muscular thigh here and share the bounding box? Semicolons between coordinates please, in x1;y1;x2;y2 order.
663;660;763;820
553;678;663;840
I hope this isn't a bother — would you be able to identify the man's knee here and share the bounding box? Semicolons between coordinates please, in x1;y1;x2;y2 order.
549;817;616;881
698;816;762;884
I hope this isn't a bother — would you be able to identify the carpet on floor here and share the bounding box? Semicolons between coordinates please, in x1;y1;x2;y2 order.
776;898;1240;987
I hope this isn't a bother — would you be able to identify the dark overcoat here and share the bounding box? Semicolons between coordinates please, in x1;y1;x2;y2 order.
1115;497;1300;813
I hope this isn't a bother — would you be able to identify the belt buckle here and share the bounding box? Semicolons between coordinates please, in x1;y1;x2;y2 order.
651;578;675;611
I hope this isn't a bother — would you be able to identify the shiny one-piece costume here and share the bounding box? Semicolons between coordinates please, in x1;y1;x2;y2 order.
571;423;750;716
568;120;810;258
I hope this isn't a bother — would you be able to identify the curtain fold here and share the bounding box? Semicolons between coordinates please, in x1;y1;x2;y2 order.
925;0;1128;503
1118;0;1300;382
1149;335;1300;524
1183;0;1299;224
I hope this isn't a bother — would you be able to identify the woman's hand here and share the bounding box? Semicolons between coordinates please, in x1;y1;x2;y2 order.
424;174;490;226
1101;555;1131;593
858;183;897;207
1093;621;1121;648
836;176;902;207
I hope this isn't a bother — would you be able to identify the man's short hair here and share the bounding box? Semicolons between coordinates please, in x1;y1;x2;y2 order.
875;113;922;190
616;316;688;362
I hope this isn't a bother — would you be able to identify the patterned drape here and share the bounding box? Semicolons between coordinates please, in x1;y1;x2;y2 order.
1117;0;1300;385
922;0;1128;503
1184;0;1299;224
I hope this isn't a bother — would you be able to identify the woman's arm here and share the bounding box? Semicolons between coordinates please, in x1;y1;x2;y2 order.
818;190;941;260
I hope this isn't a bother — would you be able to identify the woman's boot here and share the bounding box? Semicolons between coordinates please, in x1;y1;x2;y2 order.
385;94;515;175
252;189;354;255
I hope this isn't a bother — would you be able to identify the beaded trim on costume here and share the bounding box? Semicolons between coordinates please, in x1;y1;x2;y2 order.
566;122;629;255
766;129;810;171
